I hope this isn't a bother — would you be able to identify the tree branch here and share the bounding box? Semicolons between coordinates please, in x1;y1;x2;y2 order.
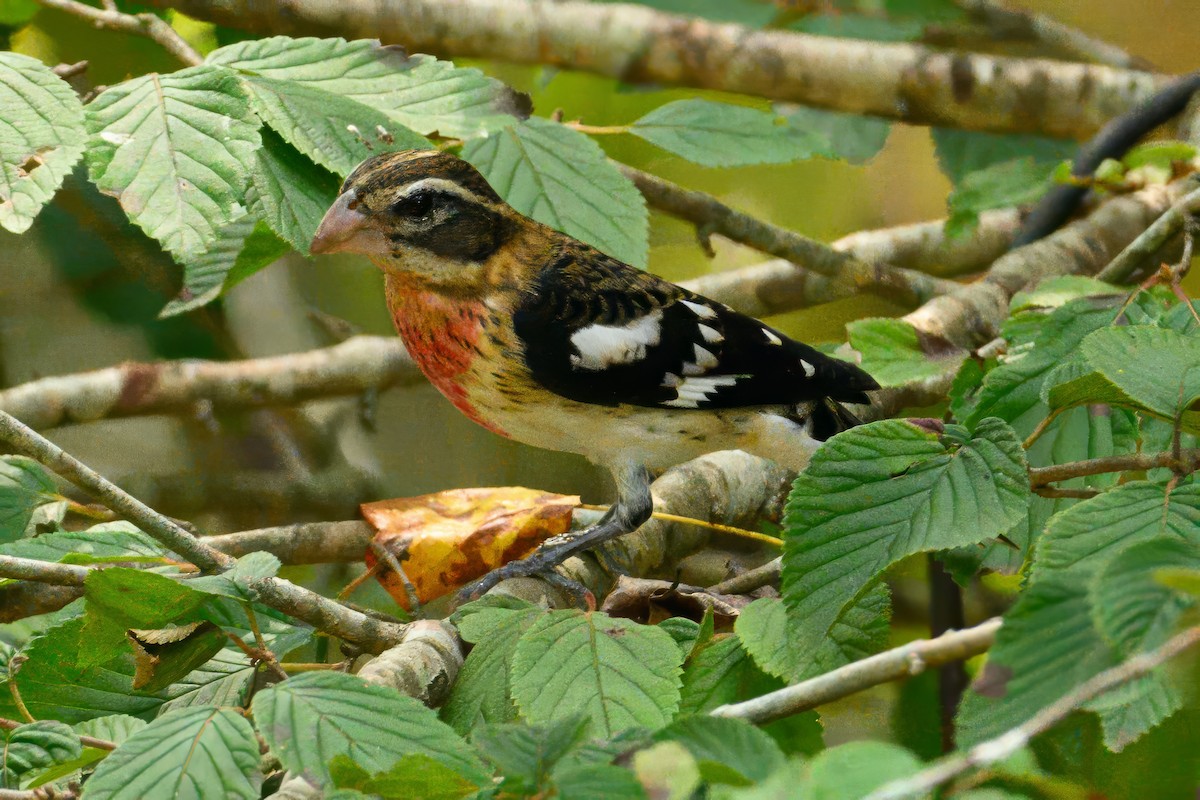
0;555;90;586
711;618;1003;725
1029;448;1200;486
147;0;1165;139
35;0;202;66
621;165;960;307
1097;183;1200;283
206;521;374;564
864;625;1200;800
0;411;233;573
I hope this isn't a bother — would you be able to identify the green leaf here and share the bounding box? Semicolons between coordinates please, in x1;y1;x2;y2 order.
330;752;479;800
471;715;589;796
441;598;542;734
956;576;1115;747
736;588;890;683
1036;481;1200;580
0;523;166;576
159;216;290;316
1;720;80;788
946;157;1051;239
510;609;683;737
252;670;487;788
0;456;59;545
932;128;1076;185
1123;140;1197;171
80;568;208;669
847;317;967;389
629;100;827;167
782;418;1028;660
207;36;528;139
654;715;785;785
1091;537;1199;656
776;105;890;164
794;13;924;42
248;130;341;254
187;550;281;601
462;117;648;267
803;741;923;798
1009;275;1119;313
84;65;261;261
555;762;648;800
1084;671;1182;753
0;52;86;234
658;617;702;660
235;74;427;178
1074;326;1200;434
27;715;148;789
677;633;824;756
83;707;261;799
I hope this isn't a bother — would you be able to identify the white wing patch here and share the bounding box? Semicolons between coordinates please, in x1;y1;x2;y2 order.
681;299;717;319
569;310;664;370
800;359;816;377
762;328;783;346
661;375;743;408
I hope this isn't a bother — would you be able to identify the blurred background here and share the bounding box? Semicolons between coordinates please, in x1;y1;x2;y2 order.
1;0;1198;530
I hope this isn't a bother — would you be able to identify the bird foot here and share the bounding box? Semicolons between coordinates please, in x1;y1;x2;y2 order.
455;513;636;604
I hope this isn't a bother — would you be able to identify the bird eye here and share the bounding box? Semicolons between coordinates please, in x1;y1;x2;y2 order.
394;191;434;217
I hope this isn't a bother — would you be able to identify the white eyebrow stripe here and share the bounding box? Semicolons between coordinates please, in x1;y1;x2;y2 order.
396;177;489;205
569;310;664;371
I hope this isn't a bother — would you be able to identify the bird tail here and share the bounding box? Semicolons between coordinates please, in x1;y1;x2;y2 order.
809;397;865;442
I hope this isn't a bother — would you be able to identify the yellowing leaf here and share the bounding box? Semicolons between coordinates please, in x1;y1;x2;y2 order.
361;487;579;608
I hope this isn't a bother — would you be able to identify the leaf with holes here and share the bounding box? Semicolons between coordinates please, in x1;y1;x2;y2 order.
510;609;683;737
85;65;260;261
84;707;260;799
782;418;1028;663
0;53;86;234
463;118;648;267
252;670;487;788
630;99;827;167
208;36;528;139
234;74;427;178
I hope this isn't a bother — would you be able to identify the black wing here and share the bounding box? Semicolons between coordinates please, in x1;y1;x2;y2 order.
513;242;878;412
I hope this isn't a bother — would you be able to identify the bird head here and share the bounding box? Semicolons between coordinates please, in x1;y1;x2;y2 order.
311;149;517;281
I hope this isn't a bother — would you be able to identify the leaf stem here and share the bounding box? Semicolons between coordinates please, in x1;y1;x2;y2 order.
580;504;783;547
566;122;631;135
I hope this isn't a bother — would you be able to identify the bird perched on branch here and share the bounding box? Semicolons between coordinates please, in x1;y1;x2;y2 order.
311;149;878;599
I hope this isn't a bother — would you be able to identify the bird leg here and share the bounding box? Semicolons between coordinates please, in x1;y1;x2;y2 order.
457;465;653;603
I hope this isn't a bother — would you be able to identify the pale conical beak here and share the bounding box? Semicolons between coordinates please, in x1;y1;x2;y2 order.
311;190;368;255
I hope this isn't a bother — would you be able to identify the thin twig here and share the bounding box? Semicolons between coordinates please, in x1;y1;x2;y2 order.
864;625;1200;800
0;411;233;574
8;682;35;724
953;0;1145;69
1097;184;1200;283
711;618;1002;724
1029;448;1200;486
51;60;89;79
619;165;960;308
35;0;202;66
707;556;782;595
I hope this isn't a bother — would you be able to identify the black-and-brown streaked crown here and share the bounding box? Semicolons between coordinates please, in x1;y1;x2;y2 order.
341;149;503;208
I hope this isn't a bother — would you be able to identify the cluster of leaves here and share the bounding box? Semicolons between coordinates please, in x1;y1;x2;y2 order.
2;283;1197;797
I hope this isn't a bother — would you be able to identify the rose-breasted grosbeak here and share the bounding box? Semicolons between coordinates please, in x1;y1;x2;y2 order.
311;149;878;598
